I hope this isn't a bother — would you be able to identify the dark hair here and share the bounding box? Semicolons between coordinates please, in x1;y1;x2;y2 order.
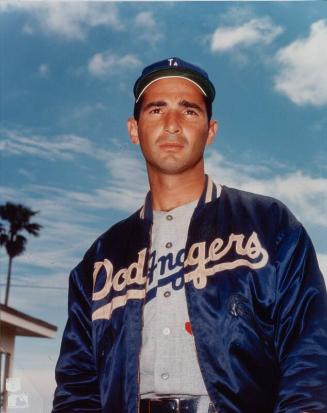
133;95;212;122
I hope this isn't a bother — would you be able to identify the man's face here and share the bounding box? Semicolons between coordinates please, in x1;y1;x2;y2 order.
128;77;217;176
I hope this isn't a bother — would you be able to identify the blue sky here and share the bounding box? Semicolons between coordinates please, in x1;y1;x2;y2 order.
1;2;327;411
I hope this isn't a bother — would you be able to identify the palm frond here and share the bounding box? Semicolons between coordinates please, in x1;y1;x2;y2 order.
24;222;43;236
5;235;27;258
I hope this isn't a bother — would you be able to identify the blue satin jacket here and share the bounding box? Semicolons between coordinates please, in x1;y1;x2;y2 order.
53;177;327;413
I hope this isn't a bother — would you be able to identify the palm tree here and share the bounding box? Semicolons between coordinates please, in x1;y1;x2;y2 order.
0;223;7;276
0;202;42;306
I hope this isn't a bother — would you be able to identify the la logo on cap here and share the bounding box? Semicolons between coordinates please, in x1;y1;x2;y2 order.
168;58;178;67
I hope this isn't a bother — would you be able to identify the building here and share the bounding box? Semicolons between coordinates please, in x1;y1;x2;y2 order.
0;304;57;412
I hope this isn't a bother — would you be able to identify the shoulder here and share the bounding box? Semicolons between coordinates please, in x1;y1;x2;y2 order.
68;207;145;296
216;185;305;254
86;208;143;258
221;184;288;209
220;185;300;230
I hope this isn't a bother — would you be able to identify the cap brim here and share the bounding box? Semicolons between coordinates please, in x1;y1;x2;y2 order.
135;76;208;103
134;68;215;102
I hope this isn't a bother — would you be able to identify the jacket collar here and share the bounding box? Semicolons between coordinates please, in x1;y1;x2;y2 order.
139;175;222;221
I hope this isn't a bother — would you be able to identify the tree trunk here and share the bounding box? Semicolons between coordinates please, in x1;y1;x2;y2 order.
4;256;13;306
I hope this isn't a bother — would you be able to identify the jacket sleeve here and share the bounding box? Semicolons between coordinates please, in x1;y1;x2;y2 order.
273;223;327;412
52;258;102;412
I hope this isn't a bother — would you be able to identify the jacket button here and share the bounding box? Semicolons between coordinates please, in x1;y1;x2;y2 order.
165;242;173;248
164;291;171;298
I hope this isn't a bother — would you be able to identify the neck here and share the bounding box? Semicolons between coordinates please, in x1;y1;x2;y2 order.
147;162;206;211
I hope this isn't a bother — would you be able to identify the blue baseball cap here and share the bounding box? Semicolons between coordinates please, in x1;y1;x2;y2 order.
133;57;215;103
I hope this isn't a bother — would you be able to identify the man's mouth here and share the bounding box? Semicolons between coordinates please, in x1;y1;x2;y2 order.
159;142;184;150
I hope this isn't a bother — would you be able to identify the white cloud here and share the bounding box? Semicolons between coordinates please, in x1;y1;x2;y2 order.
135;11;156;29
134;11;163;46
274;19;327;107
0;128;93;160
63;149;148;212
0;184;100;272
205;150;327;228
88;52;141;77
38;63;49;77
62;102;106;122
211;16;283;53
0;2;123;40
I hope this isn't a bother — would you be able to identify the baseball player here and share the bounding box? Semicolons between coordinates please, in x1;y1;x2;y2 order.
52;57;327;413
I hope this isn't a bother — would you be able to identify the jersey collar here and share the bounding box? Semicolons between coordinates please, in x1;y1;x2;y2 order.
139;175;222;222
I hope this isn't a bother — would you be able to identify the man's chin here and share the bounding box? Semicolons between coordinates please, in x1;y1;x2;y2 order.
150;163;194;176
146;155;203;176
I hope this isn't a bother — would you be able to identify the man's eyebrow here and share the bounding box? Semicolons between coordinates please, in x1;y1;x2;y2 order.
142;101;167;111
179;100;204;113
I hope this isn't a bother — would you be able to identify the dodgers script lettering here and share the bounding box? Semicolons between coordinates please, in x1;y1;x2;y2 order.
92;231;269;321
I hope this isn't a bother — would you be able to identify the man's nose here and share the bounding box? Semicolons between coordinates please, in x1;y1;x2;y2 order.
164;111;181;135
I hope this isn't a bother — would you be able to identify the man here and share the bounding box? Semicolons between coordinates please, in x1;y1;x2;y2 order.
52;57;327;413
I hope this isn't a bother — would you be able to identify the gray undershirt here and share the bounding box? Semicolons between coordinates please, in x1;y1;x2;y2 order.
140;200;208;400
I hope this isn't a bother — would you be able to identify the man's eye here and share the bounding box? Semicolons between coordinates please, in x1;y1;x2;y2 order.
149;108;161;114
185;109;198;116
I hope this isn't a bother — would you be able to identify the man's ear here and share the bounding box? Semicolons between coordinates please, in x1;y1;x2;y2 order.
127;117;139;144
206;119;218;145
